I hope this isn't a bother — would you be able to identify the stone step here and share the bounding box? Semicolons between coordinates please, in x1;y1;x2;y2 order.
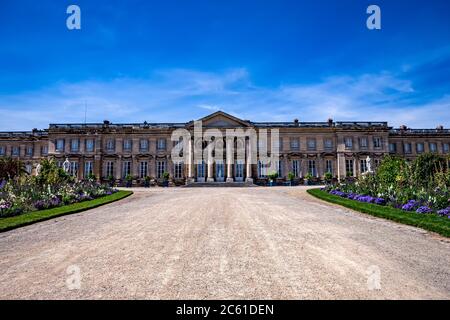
184;182;256;187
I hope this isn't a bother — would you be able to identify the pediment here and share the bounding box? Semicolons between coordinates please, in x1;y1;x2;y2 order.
188;111;251;128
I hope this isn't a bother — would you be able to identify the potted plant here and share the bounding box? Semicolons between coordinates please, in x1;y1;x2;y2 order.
324;172;333;185
125;174;133;188
287;172;295;186
162;171;170;187
304;173;313;185
144;176;151;188
268;171;278;186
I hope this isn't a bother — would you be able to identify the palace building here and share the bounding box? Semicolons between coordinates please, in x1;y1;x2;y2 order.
0;111;449;185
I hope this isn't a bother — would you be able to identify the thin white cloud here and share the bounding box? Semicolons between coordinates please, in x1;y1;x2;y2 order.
0;68;448;130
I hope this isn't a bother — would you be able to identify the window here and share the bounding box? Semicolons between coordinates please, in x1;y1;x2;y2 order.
360;159;368;173
235;161;244;179
122;161;132;178
345;137;353;149
290;138;300;150
56;139;65;151
0;146;5;156
26;146;33;156
69;162;78;177
106;139;115;151
157;138;166;150
84;161;93;177
12;146;20;156
308;160;316;176
307;139;316;151
175;162;183;179
123;139;132;151
416;142;424;153
429;142;437;153
444;143;449;153
373;137;382;149
258;160;268;178
389;143;397;153
324;139;333;150
404;143;412;154
157;161;166;178
326;160;333;174
71;139;79;152
345;159;354;176
359;137;368;149
276;160;282;177
106;161;114;177
85;139;94;152
41;145;48;155
139;161;148;178
374;159;381;169
257;138;266;152
140;139;149;152
197;161;205;178
292;160;300;178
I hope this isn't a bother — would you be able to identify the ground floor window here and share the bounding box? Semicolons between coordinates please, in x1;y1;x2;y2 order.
276;160;282;177
292;160;300;178
139;161;148;178
346;159;354;176
326;159;333;174
236;161;244;178
157;161;166;179
106;161;114;178
69;161;78;177
84;161;93;177
308;160;316;176
174;162;183;179
122;161;131;178
216;162;224;178
257;160;267;178
360;159;368;173
197;161;205;178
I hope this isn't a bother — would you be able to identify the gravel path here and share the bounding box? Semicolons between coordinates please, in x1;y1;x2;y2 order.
0;186;449;299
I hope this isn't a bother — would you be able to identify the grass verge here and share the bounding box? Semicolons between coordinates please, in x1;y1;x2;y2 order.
307;188;450;238
0;190;133;233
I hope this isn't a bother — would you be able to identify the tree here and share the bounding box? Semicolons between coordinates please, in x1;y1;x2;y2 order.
0;157;27;180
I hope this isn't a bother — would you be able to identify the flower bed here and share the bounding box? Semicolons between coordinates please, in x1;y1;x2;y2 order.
0;179;118;218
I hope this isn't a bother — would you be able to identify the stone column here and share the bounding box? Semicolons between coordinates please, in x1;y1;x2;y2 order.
245;139;253;183
207;146;214;182
187;138;195;184
226;137;234;182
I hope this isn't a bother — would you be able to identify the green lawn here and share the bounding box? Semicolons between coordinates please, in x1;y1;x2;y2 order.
307;188;450;238
0;190;133;233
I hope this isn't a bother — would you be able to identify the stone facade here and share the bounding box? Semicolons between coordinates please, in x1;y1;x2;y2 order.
1;111;449;184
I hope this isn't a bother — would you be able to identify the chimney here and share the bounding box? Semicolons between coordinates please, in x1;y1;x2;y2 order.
437;125;444;130
400;125;408;130
294;119;299;126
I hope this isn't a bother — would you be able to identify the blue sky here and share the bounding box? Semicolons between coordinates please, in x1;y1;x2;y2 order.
0;0;449;130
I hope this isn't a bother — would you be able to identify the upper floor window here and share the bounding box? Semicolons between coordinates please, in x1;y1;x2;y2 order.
157;138;166;150
290;138;300;150
106;139;115;151
123;139;132;151
41;145;48;155
12;146;20;156
404;143;412;154
389;143;397;153
444;143;450;153
0;146;5;156
373;137;382;149
71;139;79;152
416;142;424;153
359;137;368;149
26;146;33;156
140;139;149;151
56;139;65;151
324;139;333;150
429;142;437;153
345;137;353;149
85;139;94;152
307;139;316;151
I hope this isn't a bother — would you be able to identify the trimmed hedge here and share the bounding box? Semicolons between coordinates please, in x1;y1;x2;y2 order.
307;188;450;238
0;190;133;233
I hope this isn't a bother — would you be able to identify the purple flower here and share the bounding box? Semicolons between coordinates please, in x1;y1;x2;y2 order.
0;180;6;190
402;200;420;211
374;198;386;205
437;207;450;217
0;201;12;210
416;206;433;214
